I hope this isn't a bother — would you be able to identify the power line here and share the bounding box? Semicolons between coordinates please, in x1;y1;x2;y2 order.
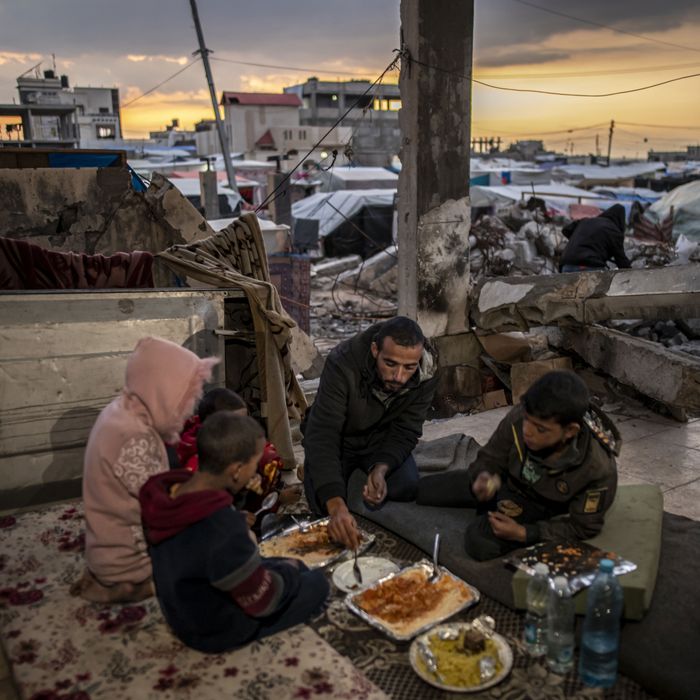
120;58;201;109
508;0;700;54
475;60;700;80
409;55;700;97
473;121;609;137
475;71;700;97
210;56;397;80
617;120;700;130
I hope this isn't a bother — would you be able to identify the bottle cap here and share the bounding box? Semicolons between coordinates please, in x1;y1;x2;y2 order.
533;563;549;576
599;558;614;573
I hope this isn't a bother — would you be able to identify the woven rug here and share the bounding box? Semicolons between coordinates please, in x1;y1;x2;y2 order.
310;516;656;700
0;503;387;700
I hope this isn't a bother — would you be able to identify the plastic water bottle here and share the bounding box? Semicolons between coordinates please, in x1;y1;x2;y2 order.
523;562;550;656
578;558;624;687
546;576;575;674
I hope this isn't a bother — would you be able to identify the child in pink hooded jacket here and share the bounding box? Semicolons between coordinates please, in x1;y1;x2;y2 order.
71;336;218;603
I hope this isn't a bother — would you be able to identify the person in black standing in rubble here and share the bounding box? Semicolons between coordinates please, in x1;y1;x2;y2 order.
560;203;632;272
417;371;620;561
302;316;438;550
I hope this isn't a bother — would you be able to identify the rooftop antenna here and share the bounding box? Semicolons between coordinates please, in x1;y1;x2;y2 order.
18;60;43;80
52;53;56;73
188;0;239;196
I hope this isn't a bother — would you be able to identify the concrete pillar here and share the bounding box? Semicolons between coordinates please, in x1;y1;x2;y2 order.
199;170;220;220
398;0;474;337
267;172;292;227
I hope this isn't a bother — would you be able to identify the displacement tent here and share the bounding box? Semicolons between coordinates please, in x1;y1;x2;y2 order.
292;189;396;258
641;180;700;241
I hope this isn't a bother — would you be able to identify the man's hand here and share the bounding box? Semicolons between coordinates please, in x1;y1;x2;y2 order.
326;497;361;550
245;511;256;529
362;463;389;506
472;471;502;502
488;511;526;542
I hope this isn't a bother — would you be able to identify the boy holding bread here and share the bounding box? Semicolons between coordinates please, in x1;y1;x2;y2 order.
417;371;619;560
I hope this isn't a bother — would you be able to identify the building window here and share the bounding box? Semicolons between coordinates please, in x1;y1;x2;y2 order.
99;107;110;114
388;99;402;111
96;125;116;139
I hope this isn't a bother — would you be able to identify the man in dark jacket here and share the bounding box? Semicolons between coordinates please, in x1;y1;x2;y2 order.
417;371;619;561
560;203;631;272
302;316;438;549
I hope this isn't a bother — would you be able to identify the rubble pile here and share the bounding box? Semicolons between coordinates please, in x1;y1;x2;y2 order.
626;239;674;268
468;213;566;279
305;201;698;354
309;248;398;350
608;319;700;358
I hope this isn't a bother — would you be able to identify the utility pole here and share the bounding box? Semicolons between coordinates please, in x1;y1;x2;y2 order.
606;119;615;167
188;0;238;195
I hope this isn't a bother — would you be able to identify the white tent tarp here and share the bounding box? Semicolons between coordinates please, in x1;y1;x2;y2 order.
470;183;612;216
643;180;700;241
552;162;665;184
292;189;396;239
318;166;398;191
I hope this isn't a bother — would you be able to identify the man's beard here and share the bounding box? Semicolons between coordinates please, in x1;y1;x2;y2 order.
382;380;403;393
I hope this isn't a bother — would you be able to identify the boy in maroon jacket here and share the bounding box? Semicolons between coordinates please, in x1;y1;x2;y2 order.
140;412;329;652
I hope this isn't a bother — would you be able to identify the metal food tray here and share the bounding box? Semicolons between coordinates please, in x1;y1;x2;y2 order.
258;516;375;569
504;540;637;594
345;561;481;641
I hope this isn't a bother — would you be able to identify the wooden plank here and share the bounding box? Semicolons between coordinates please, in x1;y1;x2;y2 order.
0;290;231;507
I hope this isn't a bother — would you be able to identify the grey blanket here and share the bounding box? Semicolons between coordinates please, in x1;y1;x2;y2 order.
412;432;480;472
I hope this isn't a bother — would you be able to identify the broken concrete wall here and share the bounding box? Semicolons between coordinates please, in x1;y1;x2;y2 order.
552;325;700;415
471;265;700;332
0;168;213;256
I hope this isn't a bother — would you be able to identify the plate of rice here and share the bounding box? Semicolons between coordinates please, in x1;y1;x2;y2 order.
409;622;513;692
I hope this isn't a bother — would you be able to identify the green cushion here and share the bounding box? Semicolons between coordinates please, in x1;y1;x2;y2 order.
512;484;663;620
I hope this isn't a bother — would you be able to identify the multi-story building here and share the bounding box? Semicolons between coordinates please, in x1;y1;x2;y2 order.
216;91;351;171
283;78;401;167
648;146;700;162
0;69;121;149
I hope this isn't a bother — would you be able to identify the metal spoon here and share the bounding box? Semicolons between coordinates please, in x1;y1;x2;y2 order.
252;491;279;518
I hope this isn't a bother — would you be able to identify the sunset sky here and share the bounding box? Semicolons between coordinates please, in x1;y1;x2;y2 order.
1;0;699;158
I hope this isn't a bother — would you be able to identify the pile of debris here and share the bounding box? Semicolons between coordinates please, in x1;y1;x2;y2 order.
468;213;565;278
608;319;700;359
309;249;397;350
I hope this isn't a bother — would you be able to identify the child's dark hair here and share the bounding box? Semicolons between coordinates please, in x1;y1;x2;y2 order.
374;316;425;350
522;371;589;426
197;412;264;474
198;387;246;422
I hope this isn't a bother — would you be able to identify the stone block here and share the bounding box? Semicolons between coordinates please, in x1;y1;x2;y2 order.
510;357;573;403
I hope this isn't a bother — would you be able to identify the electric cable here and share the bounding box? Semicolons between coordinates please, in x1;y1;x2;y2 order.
508;0;700;54
475;60;700;80
120;58;201;109
408;54;700;97
255;55;400;214
210;55;397;80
